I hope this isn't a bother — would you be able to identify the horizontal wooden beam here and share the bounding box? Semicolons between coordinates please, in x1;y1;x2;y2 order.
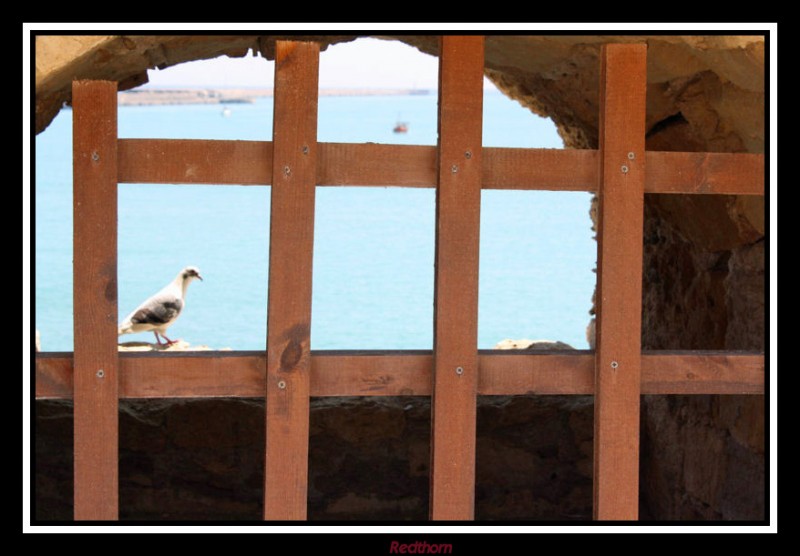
312;351;433;396
645;151;764;195
118;139;272;185
317;142;436;187
484;147;597;191
638;351;766;394
35;350;764;399
117;139;764;196
478;351;594;394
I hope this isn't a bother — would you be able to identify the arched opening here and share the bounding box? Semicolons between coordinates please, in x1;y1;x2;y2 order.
35;38;595;353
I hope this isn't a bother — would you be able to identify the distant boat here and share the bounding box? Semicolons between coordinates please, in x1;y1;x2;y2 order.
393;122;408;133
221;107;232;117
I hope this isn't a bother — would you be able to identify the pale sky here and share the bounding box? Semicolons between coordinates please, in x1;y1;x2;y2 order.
144;37;497;91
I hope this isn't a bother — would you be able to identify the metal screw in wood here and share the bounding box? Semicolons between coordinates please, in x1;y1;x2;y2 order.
96;369;105;378
302;145;309;155
284;166;291;176
277;380;287;389
451;164;458;173
465;150;472;159
628;152;635;160
621;165;629;174
610;361;619;369
91;152;100;161
455;366;464;376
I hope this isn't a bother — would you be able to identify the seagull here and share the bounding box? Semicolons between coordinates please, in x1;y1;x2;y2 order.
118;266;203;346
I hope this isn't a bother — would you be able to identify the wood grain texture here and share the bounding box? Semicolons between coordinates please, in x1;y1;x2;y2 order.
119;352;266;398
118;139;272;185
263;41;319;521
593;44;647;521
483;147;597;190
429;36;484;521
646;151;764;195
478;351;595;395
641;352;765;394
317;142;436;187
311;351;433;396
118;138;763;196
36;351;764;399
71;80;119;520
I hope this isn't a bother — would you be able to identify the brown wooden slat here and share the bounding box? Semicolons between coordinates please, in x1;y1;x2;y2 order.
36;354;75;398
263;41;319;521
35;352;432;399
642;352;765;394
478;351;595;394
119;139;434;187
593;43;648;521
317;142;436;187
120;352;266;398
71;80;119;520
429;36;484;521
118;139;271;185
482;148;765;194
483;147;597;190
311;351;433;396
35;351;765;399
118;138;764;196
646;151;764;195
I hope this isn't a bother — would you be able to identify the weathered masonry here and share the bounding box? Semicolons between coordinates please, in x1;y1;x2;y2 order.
34;36;765;521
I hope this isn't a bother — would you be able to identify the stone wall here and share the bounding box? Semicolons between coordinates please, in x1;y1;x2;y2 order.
636;199;765;520
36;396;596;521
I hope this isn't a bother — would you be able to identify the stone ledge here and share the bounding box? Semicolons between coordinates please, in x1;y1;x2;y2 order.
118;340;232;352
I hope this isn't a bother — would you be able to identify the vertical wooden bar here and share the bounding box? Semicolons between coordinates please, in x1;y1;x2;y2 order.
429;36;484;520
263;41;319;520
72;80;119;520
593;44;647;520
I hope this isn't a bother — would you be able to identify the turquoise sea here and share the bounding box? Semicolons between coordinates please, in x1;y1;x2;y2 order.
34;91;597;351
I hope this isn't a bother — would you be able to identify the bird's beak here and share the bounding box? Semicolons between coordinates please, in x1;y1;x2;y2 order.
197;274;203;281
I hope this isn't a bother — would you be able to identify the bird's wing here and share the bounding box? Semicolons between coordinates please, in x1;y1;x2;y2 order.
129;294;184;327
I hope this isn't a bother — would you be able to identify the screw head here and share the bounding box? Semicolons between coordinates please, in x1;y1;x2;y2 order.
465;150;472;159
621;165;629;174
302;145;309;155
455;366;464;375
451;164;458;173
96;369;105;378
610;361;619;369
627;152;635;160
91;151;100;161
277;380;287;389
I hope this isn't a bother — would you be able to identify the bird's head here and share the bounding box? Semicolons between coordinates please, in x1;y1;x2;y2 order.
181;266;203;283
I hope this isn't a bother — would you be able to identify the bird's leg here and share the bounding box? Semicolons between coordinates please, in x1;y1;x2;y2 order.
153;331;165;345
160;333;179;346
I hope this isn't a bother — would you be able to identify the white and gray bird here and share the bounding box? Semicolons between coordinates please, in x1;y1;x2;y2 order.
118;266;203;346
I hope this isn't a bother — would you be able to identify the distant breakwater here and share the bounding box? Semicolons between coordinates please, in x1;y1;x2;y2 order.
118;87;432;106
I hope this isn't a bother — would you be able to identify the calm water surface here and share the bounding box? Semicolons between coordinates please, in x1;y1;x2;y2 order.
34;91;596;350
